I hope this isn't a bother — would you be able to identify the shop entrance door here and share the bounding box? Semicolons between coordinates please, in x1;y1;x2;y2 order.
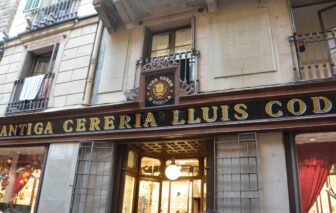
137;179;203;213
118;140;209;213
160;180;202;213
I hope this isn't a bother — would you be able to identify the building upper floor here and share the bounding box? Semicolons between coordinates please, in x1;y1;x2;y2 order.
0;0;334;117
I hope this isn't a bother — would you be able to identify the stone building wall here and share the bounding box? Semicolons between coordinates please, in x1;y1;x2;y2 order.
0;0;19;34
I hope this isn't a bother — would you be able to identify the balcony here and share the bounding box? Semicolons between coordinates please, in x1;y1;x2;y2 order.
289;0;336;81
7;73;54;113
290;31;336;81
93;0;217;32
25;0;81;31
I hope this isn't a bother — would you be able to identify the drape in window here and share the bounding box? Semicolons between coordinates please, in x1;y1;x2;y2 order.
9;155;43;203
297;142;336;213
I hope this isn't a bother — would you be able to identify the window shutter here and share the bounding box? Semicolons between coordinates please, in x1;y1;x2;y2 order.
191;16;196;51
47;42;59;73
141;27;153;58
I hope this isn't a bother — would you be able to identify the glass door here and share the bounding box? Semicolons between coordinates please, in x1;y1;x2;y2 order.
137;180;160;213
160;180;202;213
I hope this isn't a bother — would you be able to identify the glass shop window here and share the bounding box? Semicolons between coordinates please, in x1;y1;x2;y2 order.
295;132;336;213
166;158;199;177
121;175;135;213
0;146;46;213
140;157;161;176
127;150;136;169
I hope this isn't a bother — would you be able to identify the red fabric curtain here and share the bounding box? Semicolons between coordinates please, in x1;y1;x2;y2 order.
297;142;336;213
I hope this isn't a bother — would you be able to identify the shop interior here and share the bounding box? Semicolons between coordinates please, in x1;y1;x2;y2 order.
0;146;45;213
118;139;210;213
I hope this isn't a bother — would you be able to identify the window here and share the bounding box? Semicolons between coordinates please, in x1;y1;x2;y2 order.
24;0;41;11
127;150;136;169
150;27;192;58
7;43;59;113
140;157;161;176
30;53;52;76
0;146;46;213
70;142;114;213
146;26;196;85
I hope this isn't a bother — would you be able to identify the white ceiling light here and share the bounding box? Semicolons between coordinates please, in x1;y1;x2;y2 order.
165;159;181;180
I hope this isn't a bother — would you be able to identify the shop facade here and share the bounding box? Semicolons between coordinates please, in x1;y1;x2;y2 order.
0;0;335;212
1;75;336;212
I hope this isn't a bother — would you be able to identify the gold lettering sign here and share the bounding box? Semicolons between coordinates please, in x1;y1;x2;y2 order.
0;94;335;137
265;101;283;118
287;99;306;116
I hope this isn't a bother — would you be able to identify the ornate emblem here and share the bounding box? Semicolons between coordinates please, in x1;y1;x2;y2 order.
146;76;174;106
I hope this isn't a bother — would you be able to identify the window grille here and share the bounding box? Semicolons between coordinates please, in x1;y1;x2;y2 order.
70;142;114;213
24;0;41;11
214;132;260;213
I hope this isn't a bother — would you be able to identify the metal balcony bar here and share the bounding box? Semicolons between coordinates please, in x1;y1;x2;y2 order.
289;30;336;81
26;0;81;31
7;73;54;113
136;51;199;92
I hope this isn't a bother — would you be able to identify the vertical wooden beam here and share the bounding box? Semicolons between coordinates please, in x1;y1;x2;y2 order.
284;132;302;213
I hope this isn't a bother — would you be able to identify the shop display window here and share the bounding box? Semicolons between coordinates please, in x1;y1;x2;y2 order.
296;132;336;213
122;175;135;213
0;146;46;213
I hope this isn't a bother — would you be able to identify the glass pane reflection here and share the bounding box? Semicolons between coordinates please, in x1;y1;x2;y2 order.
141;157;161;176
137;181;160;213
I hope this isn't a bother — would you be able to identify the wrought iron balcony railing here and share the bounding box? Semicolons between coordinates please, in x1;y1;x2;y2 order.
125;51;200;101
289;30;336;81
0;41;4;61
7;73;54;113
26;0;80;31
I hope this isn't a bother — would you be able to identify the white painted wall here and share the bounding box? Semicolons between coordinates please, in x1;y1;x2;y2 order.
201;0;294;91
93;0;294;103
37;143;79;213
258;132;290;213
51;22;97;108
